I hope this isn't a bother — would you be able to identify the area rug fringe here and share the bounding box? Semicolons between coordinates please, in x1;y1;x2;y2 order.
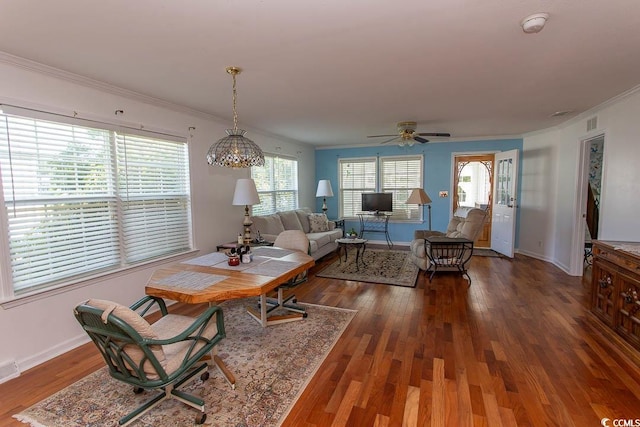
13;414;47;427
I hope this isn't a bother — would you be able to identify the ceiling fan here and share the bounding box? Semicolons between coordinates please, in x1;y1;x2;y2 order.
367;121;451;146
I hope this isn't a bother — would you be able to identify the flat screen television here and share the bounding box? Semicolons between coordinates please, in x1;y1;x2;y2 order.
362;192;392;214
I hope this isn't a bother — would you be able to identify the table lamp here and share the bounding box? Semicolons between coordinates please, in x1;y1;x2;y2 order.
406;188;432;230
232;178;261;244
316;179;334;214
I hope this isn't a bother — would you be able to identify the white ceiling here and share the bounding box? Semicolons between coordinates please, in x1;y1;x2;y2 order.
1;0;639;147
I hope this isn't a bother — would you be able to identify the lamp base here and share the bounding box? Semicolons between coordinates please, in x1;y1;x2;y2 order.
243;205;253;245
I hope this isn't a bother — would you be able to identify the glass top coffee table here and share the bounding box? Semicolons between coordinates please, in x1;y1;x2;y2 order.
335;238;368;271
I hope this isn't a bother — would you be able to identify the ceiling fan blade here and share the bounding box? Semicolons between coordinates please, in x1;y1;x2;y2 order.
416;132;451;137
379;136;399;145
367;134;398;138
414;136;430;144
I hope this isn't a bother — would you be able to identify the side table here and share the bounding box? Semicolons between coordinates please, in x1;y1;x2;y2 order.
336;238;367;271
424;236;474;285
331;218;345;237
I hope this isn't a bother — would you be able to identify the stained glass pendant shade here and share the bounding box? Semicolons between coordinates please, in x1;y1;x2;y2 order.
207;67;265;168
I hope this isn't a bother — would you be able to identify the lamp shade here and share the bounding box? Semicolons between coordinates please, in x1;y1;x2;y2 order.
315;179;334;198
406;188;432;205
232;178;260;206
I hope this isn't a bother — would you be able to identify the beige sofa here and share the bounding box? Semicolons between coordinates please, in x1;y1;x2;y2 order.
251;208;343;260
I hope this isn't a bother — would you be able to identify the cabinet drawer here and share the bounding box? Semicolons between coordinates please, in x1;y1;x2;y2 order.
595;247;640;272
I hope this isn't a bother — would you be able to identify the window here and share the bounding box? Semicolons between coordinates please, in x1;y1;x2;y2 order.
339;158;377;218
0;109;192;297
339;155;423;220
251;154;298;216
380;156;423;220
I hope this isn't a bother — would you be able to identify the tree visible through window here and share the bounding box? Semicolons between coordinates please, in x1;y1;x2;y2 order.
251;154;298;216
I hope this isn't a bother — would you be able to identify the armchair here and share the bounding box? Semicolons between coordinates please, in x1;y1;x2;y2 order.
409;207;488;278
74;295;230;426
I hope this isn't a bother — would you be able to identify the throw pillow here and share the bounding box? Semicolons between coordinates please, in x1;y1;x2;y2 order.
308;213;329;233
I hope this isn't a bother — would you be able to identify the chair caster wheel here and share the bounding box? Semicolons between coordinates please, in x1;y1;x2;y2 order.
196;412;207;424
302;312;308;318
133;386;144;394
200;371;210;381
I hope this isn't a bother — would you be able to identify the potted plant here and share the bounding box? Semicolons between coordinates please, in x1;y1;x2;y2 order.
347;228;358;238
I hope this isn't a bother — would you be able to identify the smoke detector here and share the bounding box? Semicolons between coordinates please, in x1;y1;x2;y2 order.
521;13;549;34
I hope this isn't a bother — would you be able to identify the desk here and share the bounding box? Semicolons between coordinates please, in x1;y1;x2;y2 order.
357;213;393;248
145;247;315;328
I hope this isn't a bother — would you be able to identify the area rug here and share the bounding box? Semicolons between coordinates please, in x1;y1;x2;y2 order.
317;248;419;287
14;300;356;427
473;248;502;257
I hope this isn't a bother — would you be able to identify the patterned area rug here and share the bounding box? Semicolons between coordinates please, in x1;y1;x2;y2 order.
317;248;419;287
14;300;356;427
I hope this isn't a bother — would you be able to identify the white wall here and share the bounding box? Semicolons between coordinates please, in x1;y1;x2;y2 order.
520;87;640;273
0;57;314;380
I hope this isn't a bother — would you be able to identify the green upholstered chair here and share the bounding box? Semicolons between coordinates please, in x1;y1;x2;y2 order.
74;295;228;426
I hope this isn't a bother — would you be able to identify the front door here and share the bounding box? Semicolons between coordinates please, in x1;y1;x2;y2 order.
491;149;519;257
453;155;493;248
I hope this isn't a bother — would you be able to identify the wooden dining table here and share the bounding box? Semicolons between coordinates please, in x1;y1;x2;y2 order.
145;246;315;328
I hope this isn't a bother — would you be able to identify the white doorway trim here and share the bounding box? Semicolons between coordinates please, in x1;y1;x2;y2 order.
570;132;605;276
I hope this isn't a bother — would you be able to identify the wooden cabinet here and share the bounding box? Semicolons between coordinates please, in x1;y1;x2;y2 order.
591;241;640;352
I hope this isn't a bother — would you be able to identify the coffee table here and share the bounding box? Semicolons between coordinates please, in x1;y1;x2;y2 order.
336;238;368;271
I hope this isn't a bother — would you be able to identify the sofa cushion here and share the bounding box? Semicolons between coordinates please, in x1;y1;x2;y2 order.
251;213;284;236
295;208;312;233
306;232;331;248
279;210;304;231
308;213;329;232
86;299;165;378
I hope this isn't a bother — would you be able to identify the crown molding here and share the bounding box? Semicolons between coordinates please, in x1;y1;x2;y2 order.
0;51;311;146
0;51;219;121
523;83;640;138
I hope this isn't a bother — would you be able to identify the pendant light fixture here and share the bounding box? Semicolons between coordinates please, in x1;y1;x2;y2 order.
207;66;265;168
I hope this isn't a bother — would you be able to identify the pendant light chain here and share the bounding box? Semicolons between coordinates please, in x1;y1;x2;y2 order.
231;69;239;132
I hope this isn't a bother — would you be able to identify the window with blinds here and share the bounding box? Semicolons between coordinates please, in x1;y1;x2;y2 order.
251;154;298;216
339;155;423;220
339;158;377;218
381;156;423;220
0;111;192;296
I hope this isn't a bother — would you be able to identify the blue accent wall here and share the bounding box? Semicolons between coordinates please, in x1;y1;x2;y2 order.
315;138;523;245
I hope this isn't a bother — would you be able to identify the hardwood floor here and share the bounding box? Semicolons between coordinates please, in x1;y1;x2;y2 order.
1;253;640;426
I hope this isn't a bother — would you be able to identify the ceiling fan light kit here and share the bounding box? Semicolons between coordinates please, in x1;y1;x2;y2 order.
521;12;549;34
367;121;451;146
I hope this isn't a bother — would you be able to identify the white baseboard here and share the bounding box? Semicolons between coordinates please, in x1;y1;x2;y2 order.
16;334;91;378
0;360;19;384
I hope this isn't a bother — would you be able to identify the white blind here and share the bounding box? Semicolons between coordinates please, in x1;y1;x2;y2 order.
251;154;298;216
116;133;192;263
339;158;377;218
0;113;191;295
381;156;423;220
